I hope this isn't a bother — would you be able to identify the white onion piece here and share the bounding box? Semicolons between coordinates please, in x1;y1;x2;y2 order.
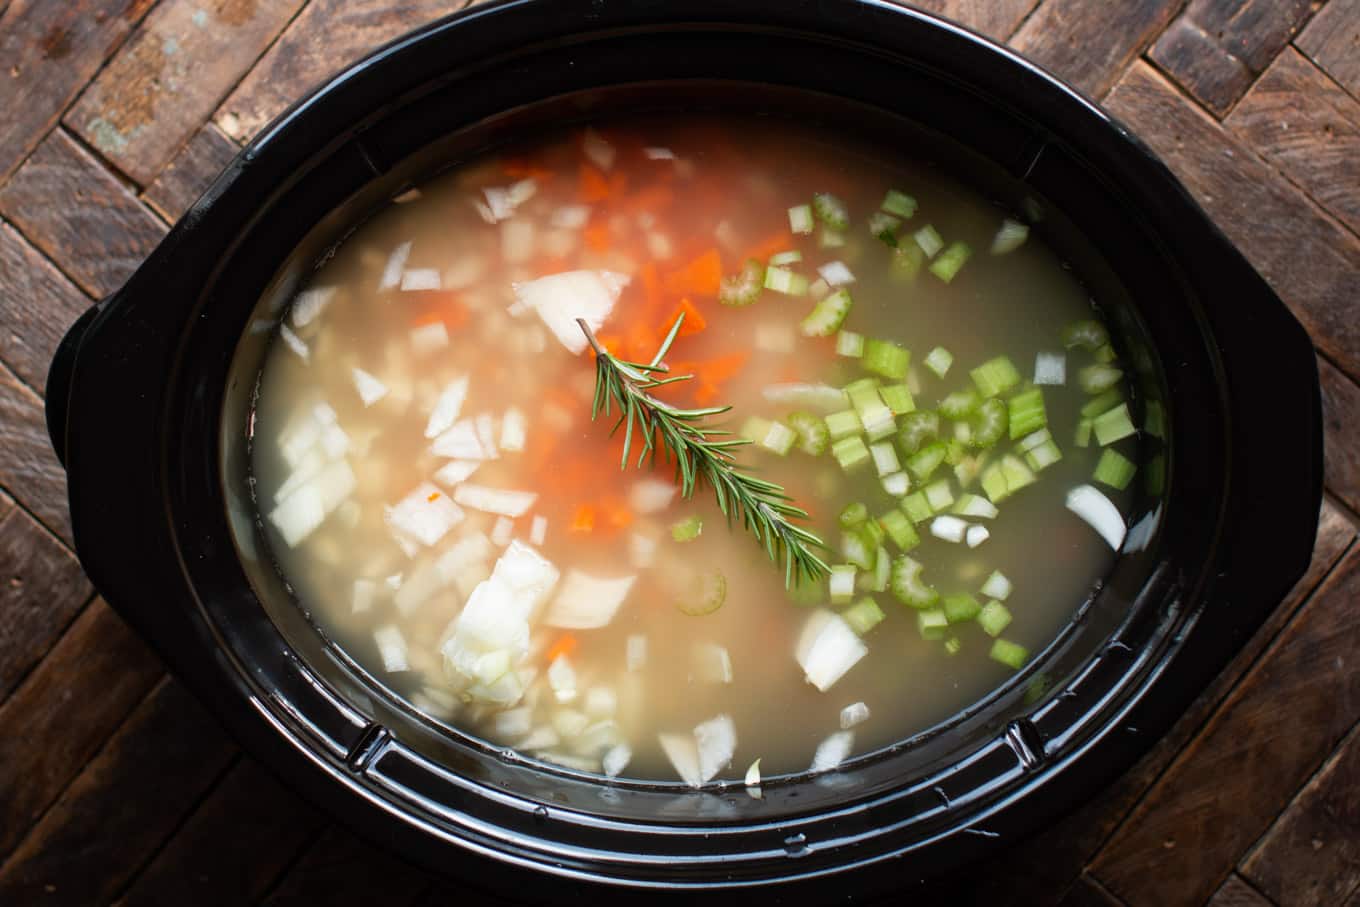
626;634;648;672
754;322;796;353
630;478;676;514
513;270;630;355
1034;351;1067;386
1066;484;1127;550
319;423;349;459
551;204;591;229
659;733;702;787
499;407;527;453
493;707;533;741
454;484;537;518
352;579;377;613
548;655;578;704
520;727;560;751
991;218;1030;255
981;571;1012;600
644;146;676;160
386;482;463;547
502;219;535;264
745;759;762;788
818;261;855;286
424;377;469;438
966;525;990;548
583;128;616;170
529;515;547;546
695;715;737;783
930;515;968;543
279;324;309;362
761;382;848;411
840;702;870;729
796;610;868;692
373;625;409;673
291;287;334;327
401;268;441;291
491;516;514;546
694;643;733;685
627;532;657;568
379;241;412;290
268;484;325;547
352;368;388;407
882;472;910;497
409;322;449;354
584;687;618;720
431;419;487;459
810;731;854;772
603;743;632;778
489;540;560;619
475;413;499;458
956;496;999;519
543;571;635;629
433;459;480;487
385;573;403;590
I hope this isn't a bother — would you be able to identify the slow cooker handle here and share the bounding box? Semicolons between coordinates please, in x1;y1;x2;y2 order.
46;302;103;469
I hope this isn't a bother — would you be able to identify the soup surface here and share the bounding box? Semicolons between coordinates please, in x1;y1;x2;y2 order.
247;116;1145;784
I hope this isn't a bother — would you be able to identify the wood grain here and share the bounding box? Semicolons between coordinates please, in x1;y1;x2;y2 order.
142;122;240;224
1208;874;1275;907
1321;358;1360;517
0;598;161;863
1105;62;1360;382
1008;0;1180;99
898;0;1041;40
0;0;156;182
1297;0;1360;99
1241;721;1360;906
0;221;90;392
0;679;237;907
214;0;466;143
260;825;435;907
1089;544;1360;905
0;129;165;298
118;758;325;907
1056;875;1122;907
1226;47;1360;236
0;361;73;544
66;0;304;187
1148;17;1255;117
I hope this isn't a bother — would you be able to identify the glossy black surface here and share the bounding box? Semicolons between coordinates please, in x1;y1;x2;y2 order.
46;0;1321;902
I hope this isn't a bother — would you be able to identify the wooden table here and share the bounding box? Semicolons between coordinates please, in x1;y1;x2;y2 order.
1;1;1357;904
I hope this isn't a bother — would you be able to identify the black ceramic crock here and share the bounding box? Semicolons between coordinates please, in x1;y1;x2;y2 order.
45;0;1321;902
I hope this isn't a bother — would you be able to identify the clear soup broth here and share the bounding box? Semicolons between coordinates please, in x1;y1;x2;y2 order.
248;116;1145;784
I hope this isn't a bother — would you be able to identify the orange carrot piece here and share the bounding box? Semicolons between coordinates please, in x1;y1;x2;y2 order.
742;231;795;265
544;634;579;663
570;505;596;533
601;497;634;530
427;491;441;502
638;262;663;310
584;220;611;253
579;163;612;202
501;158;554;181
663;248;723;297
664;298;708;339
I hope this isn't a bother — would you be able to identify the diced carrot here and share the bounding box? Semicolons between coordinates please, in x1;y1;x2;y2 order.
501;158;554;181
584;220;611;253
663;248;723;297
544;634;578;663
411;291;469;330
570;505;596;533
638;262;663;310
664;298;707;339
427;492;441;503
742;231;795;264
579;163;612;202
624;184;675;215
601;496;634;530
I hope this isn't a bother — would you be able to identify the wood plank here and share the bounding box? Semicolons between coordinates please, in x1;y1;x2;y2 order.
1150;0;1317;116
261;825;434;907
0;221;91;392
118;758;325;907
1089;544;1360;905
948;500;1354;906
0;0;156;182
1241;721;1360;906
897;0;1041;41
1226;47;1360;236
0;598;161;863
65;0;304;186
1209;873;1276;907
0;678;237;906
1057;875;1124;907
0;360;73;544
1321;358;1360;517
1007;0;1180;99
1296;0;1360;100
1104;62;1360;382
141;123;240;224
0;129;166;299
214;0;468;144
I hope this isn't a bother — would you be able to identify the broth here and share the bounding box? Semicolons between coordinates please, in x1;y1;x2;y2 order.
248;116;1142;783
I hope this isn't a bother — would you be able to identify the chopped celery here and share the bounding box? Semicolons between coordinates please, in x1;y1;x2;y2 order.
924;479;955;512
971;356;1021;397
990;638;1029;670
978;601;1013;637
758;421;798;456
913;225;944;258
901;492;933;524
1061;319;1109;350
918;609;949;640
740;416;773;444
800;288;854;336
839;502;868;529
870;441;901;476
881;189;918;219
825;409;861;440
929;242;972;283
787;411;830;455
981;571;1012;601
952;493;998;519
1078;364;1124;395
842;532;876;572
1144;400;1166;438
868;211;901;245
1094;343;1118;364
891;242;925;282
944;593;982;624
859;517;885;549
672;515;703;542
879;509;921;552
1008;387;1047;439
677;570;727;615
788;204;814;235
863;339;911;380
1017;428;1052;453
832;436;872;472
880;384;916;415
1093;403;1137;445
842;597;886;635
830;564;857;604
944;636;963;655
719;258;764;306
954;454;987;488
764;265;809;296
1081;388;1124;419
864;547;890;593
836;330;865;357
971;398;1008;447
819;226;846;249
1002;455;1036;490
939;389;980;419
846;381;895;441
953;420;974;446
1024;439;1062;472
813;192;849;231
981;455;1036;503
898;411;941;454
1075;418;1093;448
891;556;939;609
945;438;966;466
1094;448;1137;490
1146;453;1166;495
769;250;803;266
924;346;954;379
906;441;948;482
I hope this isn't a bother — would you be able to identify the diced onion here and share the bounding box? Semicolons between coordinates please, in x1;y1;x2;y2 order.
762;382;848;411
1034;351;1067;386
379;241;412;290
475;413;499;459
529;514;547;546
500;407;527;452
659;732;702;787
626;634;648;672
644;146;676;160
513;270;630;355
386;482;464;547
839;701;870;729
454;484;536;517
279;324;309;362
401;268;441;291
551;204;591;229
882;472;910;496
548;655;578;703
290;287;335;327
352;368;388;407
694;643;734;684
501;219;535;264
352;579;377;613
268;483;325;547
695;715;737;783
409;322;448;354
991;218;1030;255
818;261;856;286
373;625;409;673
583;128;616;171
433;459;480;487
981;571;1012;600
431;419;487;459
489;540;560;618
745;758;762;789
966;524;991;548
1066;484;1127;550
543;571;636;629
754;322;796;353
491;515;515;546
627;532;657;568
930;515;968;543
584;687;618;719
629;478;676;514
424;377;469;438
603;743;632;778
796;610;868;692
811;730;854;772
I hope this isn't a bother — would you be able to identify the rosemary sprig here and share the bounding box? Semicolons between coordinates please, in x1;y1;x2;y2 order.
577;315;829;588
